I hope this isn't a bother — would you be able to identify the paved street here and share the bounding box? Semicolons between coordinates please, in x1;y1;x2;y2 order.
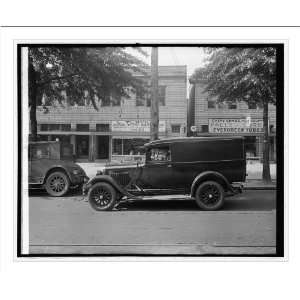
28;190;276;255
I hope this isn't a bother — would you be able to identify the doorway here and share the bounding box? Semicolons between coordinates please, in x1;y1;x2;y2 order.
76;135;89;158
97;136;109;160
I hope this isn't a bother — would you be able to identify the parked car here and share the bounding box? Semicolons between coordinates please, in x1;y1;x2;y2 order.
29;141;89;196
83;137;246;211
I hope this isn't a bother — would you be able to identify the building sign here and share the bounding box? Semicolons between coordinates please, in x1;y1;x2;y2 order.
208;118;264;134
112;120;166;133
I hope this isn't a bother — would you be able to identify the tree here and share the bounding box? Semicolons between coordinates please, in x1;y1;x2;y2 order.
191;47;276;182
28;47;148;141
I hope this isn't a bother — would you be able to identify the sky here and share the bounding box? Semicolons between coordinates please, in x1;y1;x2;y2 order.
127;47;207;78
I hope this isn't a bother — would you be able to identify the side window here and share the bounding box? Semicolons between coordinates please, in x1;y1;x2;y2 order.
31;144;50;159
148;147;171;163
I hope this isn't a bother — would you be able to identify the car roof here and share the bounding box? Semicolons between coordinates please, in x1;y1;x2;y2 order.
144;136;244;147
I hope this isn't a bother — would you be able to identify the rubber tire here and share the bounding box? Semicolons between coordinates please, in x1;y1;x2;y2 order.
88;182;117;211
195;181;225;210
45;171;70;197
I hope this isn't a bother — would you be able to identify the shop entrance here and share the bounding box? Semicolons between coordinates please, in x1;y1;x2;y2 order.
97;136;109;160
76;135;89;159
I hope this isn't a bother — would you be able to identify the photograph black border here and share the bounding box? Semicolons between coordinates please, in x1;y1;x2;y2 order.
17;43;284;258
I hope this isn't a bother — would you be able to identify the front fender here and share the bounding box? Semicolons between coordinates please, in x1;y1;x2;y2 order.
83;175;140;199
191;171;233;197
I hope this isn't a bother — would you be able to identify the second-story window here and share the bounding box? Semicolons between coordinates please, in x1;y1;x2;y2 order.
136;85;166;107
208;100;216;109
228;102;237;109
248;102;257;109
171;124;181;133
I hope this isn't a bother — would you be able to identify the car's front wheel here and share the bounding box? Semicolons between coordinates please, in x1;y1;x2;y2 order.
195;181;225;210
88;182;117;211
45;171;70;197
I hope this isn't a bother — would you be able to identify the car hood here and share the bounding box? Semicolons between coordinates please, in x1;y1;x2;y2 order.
102;163;139;174
38;159;86;174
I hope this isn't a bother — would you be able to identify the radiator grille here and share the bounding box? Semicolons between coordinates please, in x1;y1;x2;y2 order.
110;172;131;187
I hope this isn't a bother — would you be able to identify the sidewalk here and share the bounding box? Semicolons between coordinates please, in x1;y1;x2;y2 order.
78;161;277;190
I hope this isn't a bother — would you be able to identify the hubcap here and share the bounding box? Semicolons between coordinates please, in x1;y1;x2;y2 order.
49;175;66;193
91;187;112;207
200;185;220;206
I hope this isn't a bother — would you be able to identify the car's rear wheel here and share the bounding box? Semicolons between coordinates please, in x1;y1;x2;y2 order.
195;181;225;210
88;182;117;211
45;171;70;197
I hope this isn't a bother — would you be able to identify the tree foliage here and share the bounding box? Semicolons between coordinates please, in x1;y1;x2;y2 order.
191;47;277;182
191;47;276;107
28;47;148;109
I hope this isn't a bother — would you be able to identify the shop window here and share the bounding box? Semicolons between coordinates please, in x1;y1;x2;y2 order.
112;139;123;155
96;124;110;132
171;124;181;133
76;124;89;132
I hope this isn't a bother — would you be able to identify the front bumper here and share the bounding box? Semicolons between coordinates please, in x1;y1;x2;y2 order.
82;181;91;196
70;173;89;185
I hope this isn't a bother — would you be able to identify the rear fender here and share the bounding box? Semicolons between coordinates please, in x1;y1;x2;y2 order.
43;166;71;184
191;171;233;197
86;175;140;199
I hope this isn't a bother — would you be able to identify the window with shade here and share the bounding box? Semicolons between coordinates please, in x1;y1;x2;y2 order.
136;86;166;107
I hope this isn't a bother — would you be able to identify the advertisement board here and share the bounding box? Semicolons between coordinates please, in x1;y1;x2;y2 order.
112;120;166;133
208;118;264;134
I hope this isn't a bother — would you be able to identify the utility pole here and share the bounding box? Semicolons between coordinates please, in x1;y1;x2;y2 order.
150;47;159;141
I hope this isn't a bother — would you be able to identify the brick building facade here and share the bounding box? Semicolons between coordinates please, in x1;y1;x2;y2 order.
187;80;276;162
36;66;187;162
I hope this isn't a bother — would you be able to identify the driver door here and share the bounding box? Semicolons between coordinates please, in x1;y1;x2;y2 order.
138;145;175;189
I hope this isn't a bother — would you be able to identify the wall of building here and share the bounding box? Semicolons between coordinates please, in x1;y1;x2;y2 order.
36;66;187;162
188;82;277;162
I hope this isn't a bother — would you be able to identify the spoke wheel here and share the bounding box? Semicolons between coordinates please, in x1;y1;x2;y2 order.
88;182;116;211
195;181;224;210
45;171;70;197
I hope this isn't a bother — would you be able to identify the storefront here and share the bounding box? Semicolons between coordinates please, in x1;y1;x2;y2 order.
37;120;172;162
110;120;166;163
